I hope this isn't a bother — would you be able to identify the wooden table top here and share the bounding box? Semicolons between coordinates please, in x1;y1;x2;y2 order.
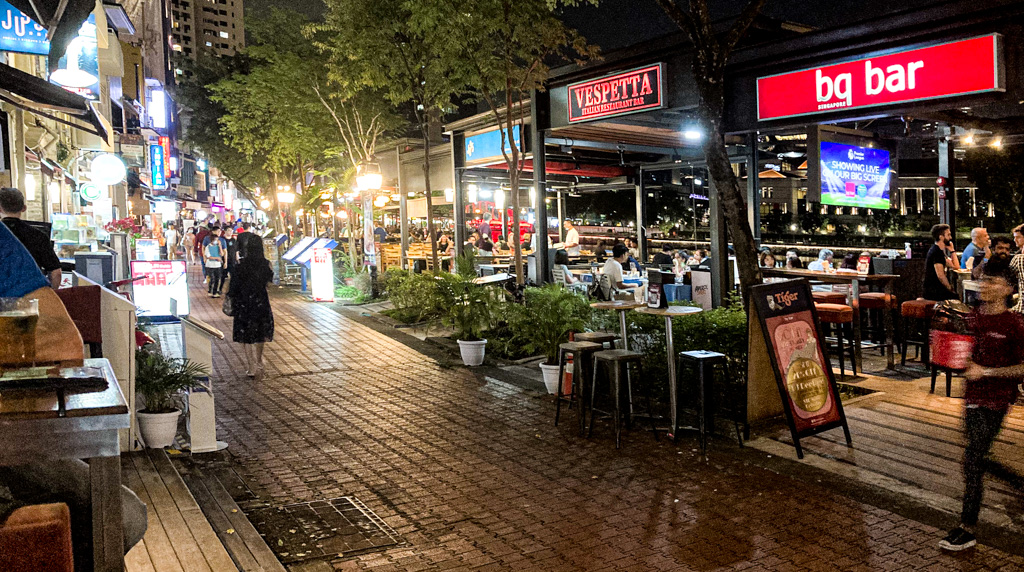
0;358;127;420
590;301;646;311
762;268;899;283
635;306;703;317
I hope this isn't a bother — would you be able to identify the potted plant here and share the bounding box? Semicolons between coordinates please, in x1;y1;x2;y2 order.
438;273;491;366
518;285;592;393
135;347;208;448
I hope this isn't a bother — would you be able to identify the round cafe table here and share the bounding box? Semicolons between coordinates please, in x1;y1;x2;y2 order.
635;306;703;440
590;300;647;351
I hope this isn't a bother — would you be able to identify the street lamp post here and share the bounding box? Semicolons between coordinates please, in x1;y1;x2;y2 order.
356;162;383;297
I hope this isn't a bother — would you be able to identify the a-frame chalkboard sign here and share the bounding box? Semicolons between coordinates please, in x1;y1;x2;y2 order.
749;279;852;458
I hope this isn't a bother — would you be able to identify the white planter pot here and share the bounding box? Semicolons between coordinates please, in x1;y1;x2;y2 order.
137;410;181;449
539;363;561;395
457;339;487;366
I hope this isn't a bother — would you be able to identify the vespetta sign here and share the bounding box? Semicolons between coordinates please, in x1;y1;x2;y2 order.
0;0;48;55
757;35;1003;121
568;63;665;123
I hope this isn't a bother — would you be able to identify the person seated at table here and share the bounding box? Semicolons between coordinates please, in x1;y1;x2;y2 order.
785;250;804;269
594;240;610;262
520;232;532;251
1;187;62;289
673;251;689;276
758;250;777;269
553;249;580;286
924;223;960;301
687;249;706;267
478;234;495;254
807;248;834;272
0;222;147;565
602;243;635;296
838;253;858;271
962;227;990;272
651;244;674;267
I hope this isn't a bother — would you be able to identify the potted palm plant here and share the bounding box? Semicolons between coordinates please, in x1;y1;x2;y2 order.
518;285;592;393
438;273;491;366
135;347;209;448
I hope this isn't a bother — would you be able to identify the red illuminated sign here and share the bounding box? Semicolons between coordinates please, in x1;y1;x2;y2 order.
757;35;1003;121
159;136;171;173
568;63;665;123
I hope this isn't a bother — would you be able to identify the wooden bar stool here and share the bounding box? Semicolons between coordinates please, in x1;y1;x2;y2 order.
860;292;896;345
555;340;603;435
588;349;656;448
574;331;620;349
815;303;856;380
812;291;848;305
900;299;937;366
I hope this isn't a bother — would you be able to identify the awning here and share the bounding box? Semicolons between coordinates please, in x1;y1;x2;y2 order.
0;63;108;139
6;0;97;71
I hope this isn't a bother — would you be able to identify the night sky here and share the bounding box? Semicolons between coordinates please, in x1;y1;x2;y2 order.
245;0;949;53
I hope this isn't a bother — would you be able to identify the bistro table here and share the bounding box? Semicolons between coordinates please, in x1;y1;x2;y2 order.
762;268;900;370
635;306;704;439
0;358;129;571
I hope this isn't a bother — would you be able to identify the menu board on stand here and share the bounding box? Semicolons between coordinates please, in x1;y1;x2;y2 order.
748;279;852;458
130;260;189;317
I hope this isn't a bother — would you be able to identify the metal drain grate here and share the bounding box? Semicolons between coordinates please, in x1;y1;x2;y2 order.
248;496;403;564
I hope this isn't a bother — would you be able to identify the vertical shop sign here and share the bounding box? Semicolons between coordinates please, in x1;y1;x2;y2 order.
749;280;852;458
150;144;166;189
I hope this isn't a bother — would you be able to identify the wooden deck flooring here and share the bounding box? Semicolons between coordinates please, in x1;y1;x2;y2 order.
749;370;1024;531
123;449;239;572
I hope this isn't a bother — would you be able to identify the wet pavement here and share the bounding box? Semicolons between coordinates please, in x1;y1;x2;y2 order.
185;273;1024;571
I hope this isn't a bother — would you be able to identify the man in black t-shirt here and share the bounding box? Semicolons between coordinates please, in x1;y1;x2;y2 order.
651;245;673;267
0;187;61;288
923;223;960;301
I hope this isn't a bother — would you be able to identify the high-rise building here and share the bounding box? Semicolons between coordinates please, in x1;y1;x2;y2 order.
169;0;244;76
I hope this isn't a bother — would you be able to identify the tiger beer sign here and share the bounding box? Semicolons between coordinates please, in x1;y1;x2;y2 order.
567;63;665;123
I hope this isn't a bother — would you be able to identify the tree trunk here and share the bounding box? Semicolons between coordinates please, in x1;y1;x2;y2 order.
508;125;524;286
696;79;761;310
421;125;440;271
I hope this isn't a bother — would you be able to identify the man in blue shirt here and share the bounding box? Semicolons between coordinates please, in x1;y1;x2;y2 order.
960;227;990;271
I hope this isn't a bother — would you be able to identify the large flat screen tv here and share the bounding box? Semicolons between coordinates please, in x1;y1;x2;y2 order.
818;141;891;210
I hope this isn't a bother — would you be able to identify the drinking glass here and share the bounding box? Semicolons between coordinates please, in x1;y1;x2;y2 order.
0;298;39;365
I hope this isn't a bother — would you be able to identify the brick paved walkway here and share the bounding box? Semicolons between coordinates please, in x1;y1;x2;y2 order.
187;276;1023;571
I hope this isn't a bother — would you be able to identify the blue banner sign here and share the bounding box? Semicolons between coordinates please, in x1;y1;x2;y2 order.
150;144;167;189
0;0;48;55
465;125;521;166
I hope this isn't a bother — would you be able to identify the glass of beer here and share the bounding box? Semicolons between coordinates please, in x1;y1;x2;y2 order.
0;298;39;366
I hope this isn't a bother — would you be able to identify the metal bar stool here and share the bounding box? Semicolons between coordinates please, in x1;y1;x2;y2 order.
554;341;603;435
815;303;856;380
588;349;657;448
677;350;742;457
930;363;955;397
900;299;937;366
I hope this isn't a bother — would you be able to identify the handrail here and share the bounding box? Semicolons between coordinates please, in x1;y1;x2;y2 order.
180;315;225;340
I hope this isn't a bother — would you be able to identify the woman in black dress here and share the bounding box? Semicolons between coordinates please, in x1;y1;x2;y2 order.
229;233;274;379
